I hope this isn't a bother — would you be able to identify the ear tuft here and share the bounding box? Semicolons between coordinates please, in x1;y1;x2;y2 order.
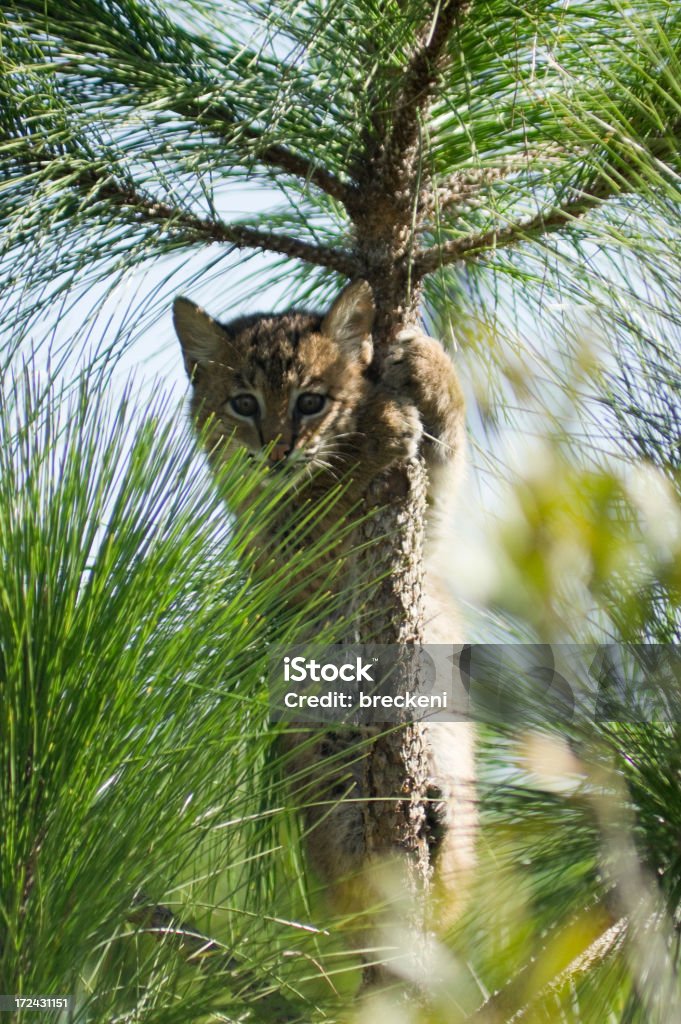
322;280;375;364
173;296;228;377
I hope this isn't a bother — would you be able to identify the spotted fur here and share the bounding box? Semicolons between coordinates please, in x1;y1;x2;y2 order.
173;281;464;527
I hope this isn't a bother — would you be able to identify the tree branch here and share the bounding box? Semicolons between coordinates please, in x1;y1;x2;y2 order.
108;185;358;275
175;98;352;205
19;11;351;205
129;893;234;966
472;919;626;1021
415;180;611;276
469;900;626;1021
416;124;681;274
347;0;474;300
384;0;472;168
431;144;585;211
52;159;358;275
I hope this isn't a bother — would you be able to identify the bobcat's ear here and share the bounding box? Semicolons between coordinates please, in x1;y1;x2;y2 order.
322;280;374;365
173;296;229;377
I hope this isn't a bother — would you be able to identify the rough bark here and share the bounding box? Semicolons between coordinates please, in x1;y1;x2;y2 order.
353;455;433;965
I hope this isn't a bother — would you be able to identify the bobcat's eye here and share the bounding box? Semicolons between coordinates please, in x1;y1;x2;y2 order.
296;393;326;416
230;393;259;417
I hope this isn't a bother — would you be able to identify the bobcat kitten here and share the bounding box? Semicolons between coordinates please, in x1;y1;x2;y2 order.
173;281;475;922
173;282;464;603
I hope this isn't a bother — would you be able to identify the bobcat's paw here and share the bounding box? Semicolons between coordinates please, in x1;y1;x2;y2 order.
367;397;423;464
383;330;446;398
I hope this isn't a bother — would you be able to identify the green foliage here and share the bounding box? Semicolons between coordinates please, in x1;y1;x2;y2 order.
0;368;373;1020
3;0;681;331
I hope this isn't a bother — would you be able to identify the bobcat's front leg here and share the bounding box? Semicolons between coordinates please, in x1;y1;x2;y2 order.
383;328;465;471
359;391;423;469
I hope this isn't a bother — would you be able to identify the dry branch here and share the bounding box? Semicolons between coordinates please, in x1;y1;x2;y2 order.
470;902;627;1021
129;892;298;1022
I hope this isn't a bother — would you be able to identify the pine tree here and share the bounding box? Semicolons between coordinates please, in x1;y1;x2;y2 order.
1;1;681;1019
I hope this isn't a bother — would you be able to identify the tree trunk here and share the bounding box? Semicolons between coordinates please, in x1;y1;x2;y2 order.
344;338;435;982
356;459;430;829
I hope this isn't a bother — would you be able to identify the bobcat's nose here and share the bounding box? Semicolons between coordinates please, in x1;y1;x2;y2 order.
268;440;291;464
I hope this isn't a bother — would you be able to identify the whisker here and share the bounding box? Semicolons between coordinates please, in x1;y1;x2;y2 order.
328;431;366;442
315;447;350;467
422;431;457;453
311;458;341;482
323;454;349;468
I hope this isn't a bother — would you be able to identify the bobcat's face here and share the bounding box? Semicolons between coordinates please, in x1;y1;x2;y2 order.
173;283;375;474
